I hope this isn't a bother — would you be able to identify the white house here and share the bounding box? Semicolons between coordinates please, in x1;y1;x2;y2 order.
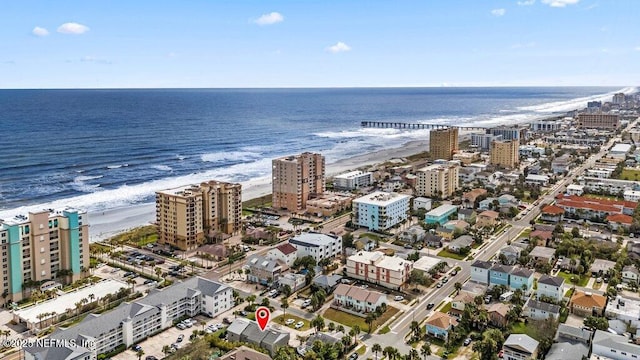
621;265;640;285
346;251;412;290
353;191;411;231
525;174;550;186
333;284;387;313
470;260;491;285
605;296;640;328
624;190;640;203
566;184;584;196
333;170;374;190
289;232;342;263
413;197;433;211
536;275;565;302
525;299;560;321
267;243;298;268
591;330;640;360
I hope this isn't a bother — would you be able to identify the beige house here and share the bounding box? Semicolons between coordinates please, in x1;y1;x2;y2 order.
569;291;606;317
346;251;412;290
476;210;500;228
333;284;387;313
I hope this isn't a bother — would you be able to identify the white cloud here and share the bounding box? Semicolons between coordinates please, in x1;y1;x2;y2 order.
517;0;536;5
326;42;351;53
253;12;284;25
541;0;580;7
491;8;506;16
32;26;49;37
57;22;90;34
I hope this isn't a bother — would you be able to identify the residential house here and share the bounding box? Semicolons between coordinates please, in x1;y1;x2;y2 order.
470;260;492;284
489;264;513;287
591;330;640;360
628;241;640;261
312;274;343;293
219;346;272;360
537;275;565;302
545;342;589;360
499;245;522;265
524;298;560;320
435;227;455;240
622;265;640;284
479;197;498;211
450;292;476;318
541;205;565;223
499;194;519;206
332;284;387;313
289;232;342;263
413;197;433;211
566;184;584;196
525;174;550;186
413;256;446;276
398;225;427;244
528;246;556;265
487;302;510;328
502;334;539;360
278;273;306;292
457;208;477;224
462;189;487;209
529;229;554;246
425;312;458;342
448;236;473;254
425;205;459;226
569;290;607;317
607;214;634;231
555;323;592;344
605;295;640;328
476;210;500;228
509;267;534;295
552;154;572;175
558;257;581;273
267;243;298;268
424;233;443;248
590;259;616;277
246;255;284;285
226;319;290;356
443;219;470;232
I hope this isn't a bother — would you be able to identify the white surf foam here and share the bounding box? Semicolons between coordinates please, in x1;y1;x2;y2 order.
151;165;172;171
200;151;262;163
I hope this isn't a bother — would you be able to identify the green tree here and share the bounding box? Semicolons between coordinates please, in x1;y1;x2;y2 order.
421;342;432;359
280;298;289;320
372;343;382;360
584;316;609;331
311;315;325;333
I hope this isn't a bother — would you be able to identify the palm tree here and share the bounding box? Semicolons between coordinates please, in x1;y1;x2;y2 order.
365;312;377;333
136;349;144;360
311;315;325;334
74;301;83;317
372;343;382;360
409;349;419;360
162;345;171;356
352;324;361;344
454;282;462;294
280;298;289;321
421;342;432;359
410;320;421;340
88;293;95;303
246;294;256;307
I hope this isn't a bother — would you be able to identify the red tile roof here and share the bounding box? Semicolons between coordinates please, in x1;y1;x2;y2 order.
479;210;500;219
530;230;553;241
558;195;638;211
606;214;633;225
277;243;298;255
542;205;565;215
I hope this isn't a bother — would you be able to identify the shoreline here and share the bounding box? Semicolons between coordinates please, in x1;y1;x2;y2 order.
88;138;431;242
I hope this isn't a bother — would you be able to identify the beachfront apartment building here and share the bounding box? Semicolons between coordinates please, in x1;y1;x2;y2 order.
156;180;242;251
288;232;342;262
333;170;373;190
353;191;411;231
24;277;233;360
430;127;459;160
489;126;527;141
416;163;460;199
490;139;520;169
346;251;413;290
0;209;89;306
471;133;502;151
272;152;325;212
577;113;620;130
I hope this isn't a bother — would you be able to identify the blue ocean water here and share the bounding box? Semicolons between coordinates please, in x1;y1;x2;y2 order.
0;87;633;216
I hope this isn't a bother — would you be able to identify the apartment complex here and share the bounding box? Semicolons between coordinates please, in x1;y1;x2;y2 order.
24;277;233;360
489;126;527;141
471;133;503;151
429;127;458;160
272;152;325;211
577;113;620;130
416;163;460;198
352;191;411;231
346;251;413;290
288;232;342;262
490;139;520;169
333;170;373;190
0;209;89;306
156;180;242;251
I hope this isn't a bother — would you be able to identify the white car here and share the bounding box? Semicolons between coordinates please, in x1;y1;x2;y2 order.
394;295;404;301
285;319;295;326
302;299;312;308
295;321;304;329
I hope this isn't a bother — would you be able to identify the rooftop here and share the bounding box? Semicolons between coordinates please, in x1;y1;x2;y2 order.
570;290;607;309
592;330;640;356
606;213;633;225
527;299;560;314
413;256;445;273
471;260;492;269
538;275;565;287
478;210;500;219
275;243;298;255
546;342;589;360
529;246;556;259
605;295;640;319
590;259;616;273
425;312;458;330
353;191;411;206
542;205;565;215
334;170;372;179
426;204;459;217
348;251;409;271
504;334;539;354
290;232;339;247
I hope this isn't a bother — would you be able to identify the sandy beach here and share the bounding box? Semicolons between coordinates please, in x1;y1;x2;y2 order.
88;139;431;242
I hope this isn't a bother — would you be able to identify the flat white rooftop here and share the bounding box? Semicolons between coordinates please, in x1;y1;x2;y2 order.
354;191;410;207
413;256;444;272
426;204;458;217
611;144;632;153
335;170;371;179
15;279;129;325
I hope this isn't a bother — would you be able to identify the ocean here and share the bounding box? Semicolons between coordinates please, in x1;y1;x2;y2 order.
0;86;634;219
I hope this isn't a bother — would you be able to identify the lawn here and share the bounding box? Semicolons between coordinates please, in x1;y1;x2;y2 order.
557;271;590;287
357;345;367;355
323;306;399;333
360;232;384;242
619;169;640;181
437;249;467;260
439;302;452;313
584;193;622;201
510;321;539;340
519;228;532;239
272;314;311;331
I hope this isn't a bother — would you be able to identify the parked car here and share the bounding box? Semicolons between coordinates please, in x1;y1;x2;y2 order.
177;334;184;343
132;345;142;352
426;303;435;310
145;356;158;360
285;319;295;325
436;282;443;288
348;353;358;360
176;323;186;330
295;321;304;329
464;338;471;346
302;299;312;308
223;317;232;325
394;295;404;301
144;279;155;285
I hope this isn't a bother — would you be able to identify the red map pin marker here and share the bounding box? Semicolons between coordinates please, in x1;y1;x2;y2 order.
255;306;271;331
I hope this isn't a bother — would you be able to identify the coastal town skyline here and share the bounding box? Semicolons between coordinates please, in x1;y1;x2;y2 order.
2;0;640;88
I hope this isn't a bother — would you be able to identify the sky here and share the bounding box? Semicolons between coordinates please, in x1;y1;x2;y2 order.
1;0;639;88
